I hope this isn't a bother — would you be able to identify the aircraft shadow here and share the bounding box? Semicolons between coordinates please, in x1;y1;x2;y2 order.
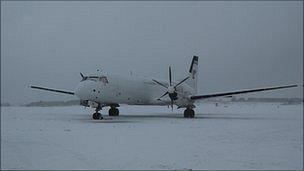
77;113;277;123
89;120;140;123
74;113;280;123
117;114;273;120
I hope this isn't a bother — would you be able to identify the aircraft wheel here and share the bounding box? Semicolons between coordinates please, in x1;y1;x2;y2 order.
184;110;189;118
114;108;119;116
109;108;119;116
184;108;195;118
93;112;102;120
189;110;195;118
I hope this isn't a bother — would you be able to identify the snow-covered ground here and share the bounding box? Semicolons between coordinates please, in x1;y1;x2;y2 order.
1;103;303;170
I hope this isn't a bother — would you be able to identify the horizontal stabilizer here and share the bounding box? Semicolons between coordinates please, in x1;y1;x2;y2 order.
191;84;297;100
30;85;74;95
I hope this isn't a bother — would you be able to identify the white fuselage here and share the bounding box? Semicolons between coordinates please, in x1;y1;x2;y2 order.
74;74;195;108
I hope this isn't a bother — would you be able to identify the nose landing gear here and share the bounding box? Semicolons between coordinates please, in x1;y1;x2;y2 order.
184;108;195;118
92;106;103;120
92;112;102;120
91;104;120;119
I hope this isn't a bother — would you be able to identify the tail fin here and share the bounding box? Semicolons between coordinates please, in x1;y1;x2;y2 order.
186;56;198;94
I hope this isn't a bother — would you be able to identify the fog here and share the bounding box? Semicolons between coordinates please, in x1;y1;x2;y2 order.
1;1;303;105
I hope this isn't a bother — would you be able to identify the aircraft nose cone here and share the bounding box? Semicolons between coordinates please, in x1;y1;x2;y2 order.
168;86;175;94
74;82;87;99
74;85;80;98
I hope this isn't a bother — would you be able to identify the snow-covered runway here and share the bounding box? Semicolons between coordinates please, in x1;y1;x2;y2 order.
1;103;302;170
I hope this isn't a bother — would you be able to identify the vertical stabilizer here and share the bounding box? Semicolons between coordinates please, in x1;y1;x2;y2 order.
187;56;198;94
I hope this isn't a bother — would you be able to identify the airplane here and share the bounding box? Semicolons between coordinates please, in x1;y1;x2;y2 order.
30;56;298;119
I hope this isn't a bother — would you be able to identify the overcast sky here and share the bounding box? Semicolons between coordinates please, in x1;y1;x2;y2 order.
1;1;303;105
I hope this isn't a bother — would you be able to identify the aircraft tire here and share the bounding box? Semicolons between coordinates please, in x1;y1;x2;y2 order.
114;108;119;116
184;108;195;118
184;111;189;118
189;110;195;118
93;112;101;120
109;108;119;116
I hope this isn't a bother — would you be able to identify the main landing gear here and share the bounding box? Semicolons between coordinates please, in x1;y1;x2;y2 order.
109;107;119;116
92;106;103;120
184;108;195;118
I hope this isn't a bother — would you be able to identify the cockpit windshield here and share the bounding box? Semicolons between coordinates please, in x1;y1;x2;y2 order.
81;75;109;84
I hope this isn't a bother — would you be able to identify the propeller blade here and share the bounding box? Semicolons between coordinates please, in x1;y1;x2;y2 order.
170;100;174;111
174;76;190;88
159;92;169;99
152;79;168;89
169;66;172;86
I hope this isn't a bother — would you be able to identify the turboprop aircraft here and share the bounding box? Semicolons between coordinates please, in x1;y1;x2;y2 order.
30;56;297;119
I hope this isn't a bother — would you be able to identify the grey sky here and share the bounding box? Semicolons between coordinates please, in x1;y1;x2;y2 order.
1;1;303;105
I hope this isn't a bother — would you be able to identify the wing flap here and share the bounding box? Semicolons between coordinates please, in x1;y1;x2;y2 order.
191;84;297;100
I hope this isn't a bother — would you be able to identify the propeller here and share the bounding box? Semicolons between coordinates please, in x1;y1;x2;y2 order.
153;66;189;111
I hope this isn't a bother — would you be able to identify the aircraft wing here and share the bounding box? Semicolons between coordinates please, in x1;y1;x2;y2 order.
190;84;297;100
30;85;74;95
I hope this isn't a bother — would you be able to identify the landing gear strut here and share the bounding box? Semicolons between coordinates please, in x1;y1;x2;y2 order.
184;108;195;118
109;107;119;116
92;106;103;120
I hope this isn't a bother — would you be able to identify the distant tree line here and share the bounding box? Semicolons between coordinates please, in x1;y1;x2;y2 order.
1;97;303;107
24;100;80;107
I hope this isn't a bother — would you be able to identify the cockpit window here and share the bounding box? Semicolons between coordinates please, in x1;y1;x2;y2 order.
81;76;108;85
89;76;99;79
